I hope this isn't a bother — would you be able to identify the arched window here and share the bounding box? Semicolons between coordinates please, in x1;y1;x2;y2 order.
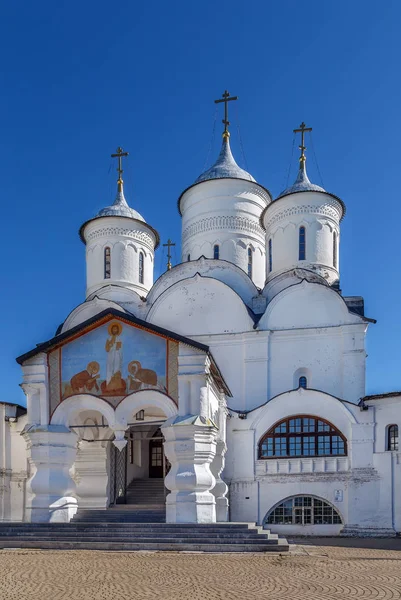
299;376;307;389
388;425;399;451
214;245;219;260
299;226;306;260
247;247;253;278
268;239;272;273
333;231;338;269
139;252;144;284
104;247;111;279
258;415;347;459
187;254;190;262
265;496;342;525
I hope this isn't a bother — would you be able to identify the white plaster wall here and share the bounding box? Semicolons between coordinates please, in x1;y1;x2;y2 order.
225;392;399;534
180;179;270;288
0;410;28;522
262;191;343;285
83;216;156;297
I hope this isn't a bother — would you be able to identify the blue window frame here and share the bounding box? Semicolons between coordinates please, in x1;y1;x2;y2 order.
299;376;307;389
333;231;337;268
247;247;253;278
104;247;111;279
259;416;347;459
139;252;144;284
268;239;272;273
299;226;306;260
214;245;219;259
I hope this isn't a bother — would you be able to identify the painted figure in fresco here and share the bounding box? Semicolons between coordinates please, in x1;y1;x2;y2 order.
69;361;100;394
127;360;160;391
101;322;126;395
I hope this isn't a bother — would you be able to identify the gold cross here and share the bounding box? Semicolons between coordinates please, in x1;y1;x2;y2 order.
163;238;176;271
214;90;238;136
111;146;129;182
293;122;312;162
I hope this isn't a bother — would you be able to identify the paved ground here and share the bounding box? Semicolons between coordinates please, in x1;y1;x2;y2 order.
0;538;400;599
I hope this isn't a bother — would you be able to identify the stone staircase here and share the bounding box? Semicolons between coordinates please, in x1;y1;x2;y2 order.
0;521;289;552
125;478;166;505
0;479;288;552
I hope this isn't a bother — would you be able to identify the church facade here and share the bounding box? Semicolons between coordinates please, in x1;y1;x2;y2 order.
1;107;400;536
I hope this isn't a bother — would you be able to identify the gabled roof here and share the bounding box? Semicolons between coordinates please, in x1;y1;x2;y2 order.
16;308;231;396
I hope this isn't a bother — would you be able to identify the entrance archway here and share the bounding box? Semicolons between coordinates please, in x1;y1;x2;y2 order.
50;391;178;510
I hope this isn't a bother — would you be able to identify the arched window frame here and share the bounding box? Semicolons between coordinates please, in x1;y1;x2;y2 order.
104;247;111;279
333;231;338;269
258;415;347;459
265;495;343;526
213;244;219;260
387;424;399;451
268;239;272;273
299;376;307;389
139;251;144;284
299;226;306;261
247;247;253;278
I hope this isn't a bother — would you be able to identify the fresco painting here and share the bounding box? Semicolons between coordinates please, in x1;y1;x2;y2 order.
61;320;167;400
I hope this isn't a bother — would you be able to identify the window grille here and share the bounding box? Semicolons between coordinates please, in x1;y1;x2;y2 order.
388;425;399;451
266;496;342;525
139;252;144;284
299;226;306;260
259;415;347;459
268;239;272;273
247;247;253;278
104;247;111;279
299;376;307;389
214;245;219;259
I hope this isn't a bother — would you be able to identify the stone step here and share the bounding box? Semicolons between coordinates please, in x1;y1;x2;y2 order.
0;535;282;545
0;539;289;552
0;522;264;530
0;530;271;540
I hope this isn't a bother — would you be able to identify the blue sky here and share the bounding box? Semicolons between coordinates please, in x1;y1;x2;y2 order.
2;0;401;404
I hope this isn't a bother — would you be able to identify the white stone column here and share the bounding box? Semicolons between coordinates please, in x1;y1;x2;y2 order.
210;439;228;521
209;395;229;521
162;416;217;523
74;441;109;509
23;425;78;522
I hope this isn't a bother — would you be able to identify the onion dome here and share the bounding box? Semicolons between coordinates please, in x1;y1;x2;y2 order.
96;180;145;221
277;158;325;199
195;132;256;184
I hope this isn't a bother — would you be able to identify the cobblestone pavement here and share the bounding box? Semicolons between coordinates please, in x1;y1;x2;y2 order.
0;539;400;600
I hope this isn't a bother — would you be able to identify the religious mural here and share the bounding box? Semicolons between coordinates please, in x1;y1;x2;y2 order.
60;320;167;400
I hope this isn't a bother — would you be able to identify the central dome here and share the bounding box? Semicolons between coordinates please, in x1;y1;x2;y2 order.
195;135;256;184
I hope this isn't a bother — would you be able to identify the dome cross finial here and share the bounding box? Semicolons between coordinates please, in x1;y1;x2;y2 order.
294;122;312;163
111;146;129;191
214;90;238;139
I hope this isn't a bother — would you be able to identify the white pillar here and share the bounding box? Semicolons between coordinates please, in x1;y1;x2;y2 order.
23;425;78;523
162;416;217;523
74;441;109;509
210;439;228;521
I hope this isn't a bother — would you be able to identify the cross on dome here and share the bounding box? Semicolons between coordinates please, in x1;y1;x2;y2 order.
293;122;312;163
214;90;238;138
111;146;129;192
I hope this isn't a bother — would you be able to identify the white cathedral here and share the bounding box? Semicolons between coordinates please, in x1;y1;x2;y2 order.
1;97;400;539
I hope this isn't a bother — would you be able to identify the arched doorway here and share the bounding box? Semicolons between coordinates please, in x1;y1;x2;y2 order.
149;429;164;478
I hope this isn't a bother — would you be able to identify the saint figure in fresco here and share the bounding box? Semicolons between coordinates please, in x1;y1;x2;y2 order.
101;322;126;395
69;361;100;395
128;360;165;392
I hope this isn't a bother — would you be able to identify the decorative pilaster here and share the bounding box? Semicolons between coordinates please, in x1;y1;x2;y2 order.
74;441;109;509
210;439;228;521
162;415;218;524
22;425;78;522
209;394;229;521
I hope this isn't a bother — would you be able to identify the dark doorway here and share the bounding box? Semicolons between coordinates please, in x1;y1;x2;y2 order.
149;437;164;478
